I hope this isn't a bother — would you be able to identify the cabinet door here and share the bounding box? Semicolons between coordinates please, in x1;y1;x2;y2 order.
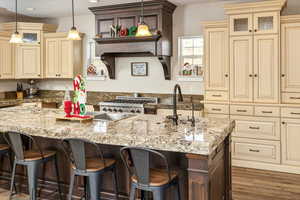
204;28;229;91
230;36;253;102
0;37;14;79
253;12;279;35
229;14;253;36
45;38;59;78
281;23;300;92
281;118;300;166
59;39;73;78
16;45;41;79
253;34;279;103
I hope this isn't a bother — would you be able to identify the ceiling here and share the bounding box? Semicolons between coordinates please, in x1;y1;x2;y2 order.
0;0;257;18
0;0;299;18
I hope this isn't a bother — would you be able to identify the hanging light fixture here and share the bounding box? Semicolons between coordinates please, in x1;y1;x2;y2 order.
136;0;152;37
10;0;23;43
67;0;81;40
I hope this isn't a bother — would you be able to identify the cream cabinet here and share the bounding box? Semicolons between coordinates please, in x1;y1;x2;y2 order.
229;12;279;36
204;26;229;91
253;34;279;103
281;118;300;166
15;44;41;79
0;36;14;79
281;22;300;93
230;36;253;102
44;32;83;79
230;34;279;103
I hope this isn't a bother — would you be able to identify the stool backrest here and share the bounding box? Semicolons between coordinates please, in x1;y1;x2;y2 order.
5;132;39;161
61;138;105;171
120;147;171;187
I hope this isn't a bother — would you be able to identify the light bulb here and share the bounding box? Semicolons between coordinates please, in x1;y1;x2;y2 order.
136;23;152;37
9;31;23;43
67;27;81;40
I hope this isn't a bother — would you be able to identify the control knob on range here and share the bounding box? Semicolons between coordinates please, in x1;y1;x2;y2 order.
103;108;107;112
136;110;141;113
118;109;123;113
108;108;112;112
130;110;136;113
113;109;118;112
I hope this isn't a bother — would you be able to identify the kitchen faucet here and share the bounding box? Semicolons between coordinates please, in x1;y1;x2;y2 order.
170;84;184;125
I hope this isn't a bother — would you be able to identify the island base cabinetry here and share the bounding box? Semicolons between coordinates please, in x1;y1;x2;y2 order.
186;136;231;200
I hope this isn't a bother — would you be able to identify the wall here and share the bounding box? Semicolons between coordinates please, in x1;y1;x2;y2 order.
37;1;234;95
2;0;299;94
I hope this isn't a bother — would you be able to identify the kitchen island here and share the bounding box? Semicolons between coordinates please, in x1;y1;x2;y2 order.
0;105;234;200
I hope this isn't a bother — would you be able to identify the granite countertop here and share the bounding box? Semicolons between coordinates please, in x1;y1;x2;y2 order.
0;105;234;155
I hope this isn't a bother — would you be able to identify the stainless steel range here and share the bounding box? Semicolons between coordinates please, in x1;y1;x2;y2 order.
99;96;158;114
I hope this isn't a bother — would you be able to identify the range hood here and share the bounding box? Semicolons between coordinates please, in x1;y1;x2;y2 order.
89;0;176;80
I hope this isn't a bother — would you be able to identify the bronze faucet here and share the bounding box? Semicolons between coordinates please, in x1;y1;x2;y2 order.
171;84;184;125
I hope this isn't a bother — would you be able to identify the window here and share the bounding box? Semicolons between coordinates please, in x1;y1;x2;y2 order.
178;36;204;68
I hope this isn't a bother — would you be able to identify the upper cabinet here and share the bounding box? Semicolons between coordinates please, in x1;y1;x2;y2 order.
0;36;14;79
281;18;300;93
229;12;279;36
203;22;229;92
44;32;84;79
0;22;57;79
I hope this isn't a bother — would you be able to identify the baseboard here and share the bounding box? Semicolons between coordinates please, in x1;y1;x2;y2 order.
233;159;300;174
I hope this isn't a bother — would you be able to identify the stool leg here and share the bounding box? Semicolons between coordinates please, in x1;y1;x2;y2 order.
8;153;17;194
68;170;75;200
54;155;63;200
153;189;164;200
129;183;136;200
112;166;119;200
176;182;181;200
8;160;17;200
27;163;39;200
88;173;101;200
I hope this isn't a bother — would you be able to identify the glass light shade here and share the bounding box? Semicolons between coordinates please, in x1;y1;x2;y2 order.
67;27;81;40
9;32;23;43
136;23;152;37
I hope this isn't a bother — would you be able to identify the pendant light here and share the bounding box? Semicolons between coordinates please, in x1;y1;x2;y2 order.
67;0;81;40
10;0;23;43
136;0;152;37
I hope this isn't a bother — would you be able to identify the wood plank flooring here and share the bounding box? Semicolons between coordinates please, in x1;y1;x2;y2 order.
0;167;300;200
232;167;300;200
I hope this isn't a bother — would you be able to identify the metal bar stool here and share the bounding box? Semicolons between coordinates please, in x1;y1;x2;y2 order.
61;138;119;200
0;135;17;193
5;131;62;200
120;147;181;200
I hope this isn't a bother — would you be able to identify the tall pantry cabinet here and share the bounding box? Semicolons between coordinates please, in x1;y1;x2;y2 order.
203;0;300;175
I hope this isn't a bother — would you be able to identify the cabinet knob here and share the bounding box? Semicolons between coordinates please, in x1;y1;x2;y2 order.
249;74;253;77
249;30;252;32
254;29;257;32
281;74;286;77
282;122;286;125
254;74;258;77
38;74;41;77
225;74;229;77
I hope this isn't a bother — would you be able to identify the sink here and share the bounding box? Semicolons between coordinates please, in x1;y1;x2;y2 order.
94;113;135;121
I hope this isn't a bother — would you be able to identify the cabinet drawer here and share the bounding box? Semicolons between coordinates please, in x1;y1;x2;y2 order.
254;106;280;117
205;104;229;114
281;107;300;119
205;91;228;101
282;93;300;104
232;137;280;164
231;116;280;140
230;105;254;116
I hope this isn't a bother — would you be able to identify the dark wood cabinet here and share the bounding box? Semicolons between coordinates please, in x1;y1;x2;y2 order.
89;0;176;80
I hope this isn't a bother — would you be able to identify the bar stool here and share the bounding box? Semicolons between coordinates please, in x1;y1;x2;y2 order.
61;138;119;200
120;147;181;200
0;136;17;193
5;131;62;200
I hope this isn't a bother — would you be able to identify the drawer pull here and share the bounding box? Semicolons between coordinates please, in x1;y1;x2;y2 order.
236;109;247;112
249;149;260;153
290;97;300;100
212;95;222;97
290;112;300;115
262;111;273;114
249;126;260;130
212;108;222;111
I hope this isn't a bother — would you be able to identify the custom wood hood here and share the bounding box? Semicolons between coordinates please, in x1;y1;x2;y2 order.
89;0;176;80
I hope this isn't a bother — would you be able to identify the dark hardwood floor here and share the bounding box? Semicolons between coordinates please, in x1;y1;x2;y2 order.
232;167;300;200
